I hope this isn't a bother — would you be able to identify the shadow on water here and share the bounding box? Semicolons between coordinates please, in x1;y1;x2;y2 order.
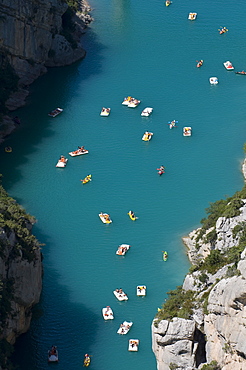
12;225;99;370
0;26;106;191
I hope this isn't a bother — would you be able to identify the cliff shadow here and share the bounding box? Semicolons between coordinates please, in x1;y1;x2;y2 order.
0;26;106;191
12;224;100;369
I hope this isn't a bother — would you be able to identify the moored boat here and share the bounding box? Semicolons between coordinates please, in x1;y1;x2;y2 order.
99;212;112;224
102;306;114;320
81;175;92;184
128;339;140;351
69;146;88;156
223;61;234;70
128;210;137;221
48;346;58;363
83;354;91;367
117;321;133;335
209;77;219;85
100;107;111;116
142;131;153;141
113;288;128;301
56;155;68;168
141;107;153;117
48;107;63;117
188;12;197;20
116;244;131;256
183;127;192;136
137;285;146;296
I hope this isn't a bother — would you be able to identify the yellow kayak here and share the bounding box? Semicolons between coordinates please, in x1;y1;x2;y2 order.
128;210;137;221
83;355;91;367
81;174;92;184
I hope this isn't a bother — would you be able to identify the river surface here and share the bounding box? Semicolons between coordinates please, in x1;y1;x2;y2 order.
1;0;246;369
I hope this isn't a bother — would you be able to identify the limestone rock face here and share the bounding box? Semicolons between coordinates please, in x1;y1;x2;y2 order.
152;318;197;370
0;225;42;345
0;0;88;110
182;201;246;265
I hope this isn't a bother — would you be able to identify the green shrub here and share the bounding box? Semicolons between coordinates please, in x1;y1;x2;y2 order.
200;250;226;274
201;360;221;370
155;286;195;322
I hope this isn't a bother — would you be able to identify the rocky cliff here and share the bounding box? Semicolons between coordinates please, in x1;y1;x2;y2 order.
0;184;42;369
152;163;246;370
0;0;92;140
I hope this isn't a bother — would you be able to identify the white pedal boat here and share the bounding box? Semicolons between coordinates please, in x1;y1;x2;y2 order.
69;147;88;156
102;306;114;320
100;107;111;116
128;339;139;352
209;77;219;85
113;289;128;301
188;12;197;20
141;107;153;117
223;61;234;70
56;156;68;168
48;107;63;117
99;213;112;224
48;346;58;362
142;132;153;141
137;285;146;296
183;127;192;136
122;96;140;107
116;244;131;256
117;321;133;335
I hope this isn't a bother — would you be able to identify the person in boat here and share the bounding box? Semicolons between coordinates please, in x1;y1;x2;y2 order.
60;156;66;162
130;211;135;218
78;146;85;152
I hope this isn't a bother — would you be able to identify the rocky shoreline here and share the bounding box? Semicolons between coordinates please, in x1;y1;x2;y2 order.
152;160;246;370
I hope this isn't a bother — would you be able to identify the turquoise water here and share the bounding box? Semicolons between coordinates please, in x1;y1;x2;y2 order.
1;0;246;369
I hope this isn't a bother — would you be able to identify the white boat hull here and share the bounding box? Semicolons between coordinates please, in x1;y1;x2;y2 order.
116;244;131;255
99;213;112;224
128;339;139;351
209;77;219;85
137;285;146;296
69;150;88;157
113;289;128;301
56;158;68;167
183;127;192;136
223;61;234;70
117;321;133;335
141;107;153;117
102;307;114;320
